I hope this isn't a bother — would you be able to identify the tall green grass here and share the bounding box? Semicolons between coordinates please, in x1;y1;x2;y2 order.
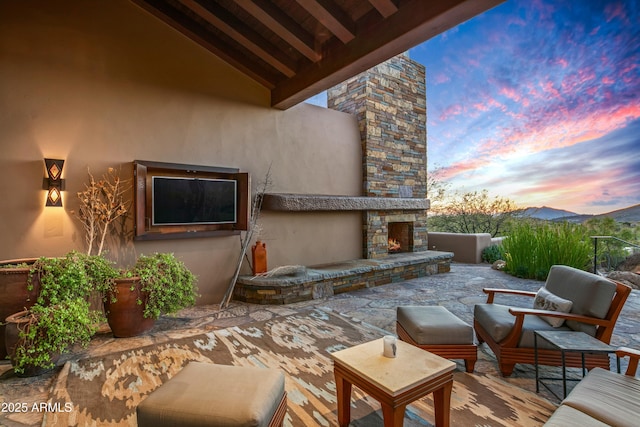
502;221;591;280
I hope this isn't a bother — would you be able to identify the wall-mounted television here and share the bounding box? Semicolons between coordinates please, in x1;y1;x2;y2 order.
134;160;249;240
152;176;237;226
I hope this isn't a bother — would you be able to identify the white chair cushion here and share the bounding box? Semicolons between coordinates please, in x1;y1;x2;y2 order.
533;287;573;327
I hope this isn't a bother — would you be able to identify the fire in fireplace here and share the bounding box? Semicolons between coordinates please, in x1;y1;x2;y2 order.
388;222;413;253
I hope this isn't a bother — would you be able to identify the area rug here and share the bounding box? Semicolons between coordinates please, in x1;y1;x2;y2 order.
44;309;555;426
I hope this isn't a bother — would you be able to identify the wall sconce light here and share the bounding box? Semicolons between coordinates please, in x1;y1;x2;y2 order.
43;158;65;207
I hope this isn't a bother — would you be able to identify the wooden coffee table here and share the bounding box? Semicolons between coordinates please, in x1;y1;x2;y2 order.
330;338;456;427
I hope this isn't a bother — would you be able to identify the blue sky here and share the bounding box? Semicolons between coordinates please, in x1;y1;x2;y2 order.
307;0;640;215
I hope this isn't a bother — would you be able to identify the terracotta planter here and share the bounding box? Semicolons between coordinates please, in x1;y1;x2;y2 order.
4;310;60;377
0;258;40;359
104;277;156;338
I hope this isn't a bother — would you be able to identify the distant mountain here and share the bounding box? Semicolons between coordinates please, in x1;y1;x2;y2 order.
520;204;640;223
562;204;640;223
520;206;579;220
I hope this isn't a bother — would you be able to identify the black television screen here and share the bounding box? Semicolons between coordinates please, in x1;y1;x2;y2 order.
152;176;237;226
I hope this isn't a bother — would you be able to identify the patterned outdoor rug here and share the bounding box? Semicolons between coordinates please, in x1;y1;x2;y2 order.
44;309;555;426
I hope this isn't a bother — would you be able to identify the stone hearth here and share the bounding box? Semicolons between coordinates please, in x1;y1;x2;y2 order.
234;251;453;305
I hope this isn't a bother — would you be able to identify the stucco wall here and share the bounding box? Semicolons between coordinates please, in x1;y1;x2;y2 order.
0;0;363;304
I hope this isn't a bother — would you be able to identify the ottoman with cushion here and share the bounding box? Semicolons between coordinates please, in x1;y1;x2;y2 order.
136;362;287;427
396;306;477;372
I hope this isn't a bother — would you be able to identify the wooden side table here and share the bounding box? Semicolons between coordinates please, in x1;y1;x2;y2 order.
330;338;456;427
534;330;618;400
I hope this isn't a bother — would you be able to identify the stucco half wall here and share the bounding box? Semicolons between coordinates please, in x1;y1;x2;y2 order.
0;0;363;304
427;232;494;264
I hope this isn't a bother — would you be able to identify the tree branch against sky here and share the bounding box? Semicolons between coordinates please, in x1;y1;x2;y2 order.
412;0;640;214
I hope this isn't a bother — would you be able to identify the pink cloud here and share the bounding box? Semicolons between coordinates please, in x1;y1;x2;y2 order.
540;81;562;100
506;16;527;27
511;166;628;211
605;2;629;24
485;97;506;112
561;67;597;92
620;63;638;75
468;58;480;68
439;104;464;121
506;110;526;120
459;103;640;171
499;87;531;108
526;83;543;100
499;86;521;102
433;73;451;84
438;158;491;181
602;76;615;85
586;86;598;96
531;0;556;20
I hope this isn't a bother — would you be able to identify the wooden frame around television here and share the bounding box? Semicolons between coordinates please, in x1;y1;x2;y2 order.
133;160;250;240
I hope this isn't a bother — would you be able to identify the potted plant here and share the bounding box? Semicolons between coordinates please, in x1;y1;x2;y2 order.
5;298;99;376
101;253;198;338
29;251;119;306
3;251;118;375
72;166;198;337
0;258;41;359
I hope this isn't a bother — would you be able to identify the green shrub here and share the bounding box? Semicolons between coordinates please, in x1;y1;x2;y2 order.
482;244;504;264
10;298;99;374
502;221;591;280
133;253;199;319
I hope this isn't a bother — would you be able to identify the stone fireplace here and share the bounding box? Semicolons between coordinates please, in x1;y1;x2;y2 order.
328;53;428;259
235;54;453;305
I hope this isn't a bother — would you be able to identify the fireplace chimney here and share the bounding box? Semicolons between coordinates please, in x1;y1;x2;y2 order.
328;53;429;258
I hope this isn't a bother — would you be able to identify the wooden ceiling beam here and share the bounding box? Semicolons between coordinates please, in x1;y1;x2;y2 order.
178;0;297;78
272;0;505;109
131;0;505;110
234;0;321;62
131;0;278;88
367;0;398;18
295;0;356;44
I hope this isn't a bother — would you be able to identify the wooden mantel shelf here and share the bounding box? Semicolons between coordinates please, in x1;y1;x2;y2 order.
261;193;429;212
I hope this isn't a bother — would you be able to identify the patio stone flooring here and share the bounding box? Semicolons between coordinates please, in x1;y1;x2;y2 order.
1;263;639;426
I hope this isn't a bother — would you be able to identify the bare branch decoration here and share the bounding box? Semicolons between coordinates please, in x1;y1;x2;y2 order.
220;164;272;308
75;167;129;256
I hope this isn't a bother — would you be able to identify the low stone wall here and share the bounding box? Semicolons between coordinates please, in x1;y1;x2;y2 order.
427;232;494;264
233;251;453;305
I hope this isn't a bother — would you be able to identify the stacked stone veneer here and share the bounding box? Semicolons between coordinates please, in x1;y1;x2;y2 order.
234;253;452;305
328;53;428;258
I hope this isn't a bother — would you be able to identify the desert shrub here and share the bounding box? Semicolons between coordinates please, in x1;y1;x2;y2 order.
428;185;518;237
502;221;591;280
583;217;640;271
482;244;504;264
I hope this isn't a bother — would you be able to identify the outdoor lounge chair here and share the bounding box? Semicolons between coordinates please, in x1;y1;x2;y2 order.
474;265;631;376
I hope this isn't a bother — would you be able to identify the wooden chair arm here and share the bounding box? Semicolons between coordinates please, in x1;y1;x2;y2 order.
483;288;537;304
616;347;640;376
508;308;613;327
498;308;611;348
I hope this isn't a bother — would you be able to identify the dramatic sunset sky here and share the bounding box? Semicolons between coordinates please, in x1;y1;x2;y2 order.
308;0;639;215
409;0;640;214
